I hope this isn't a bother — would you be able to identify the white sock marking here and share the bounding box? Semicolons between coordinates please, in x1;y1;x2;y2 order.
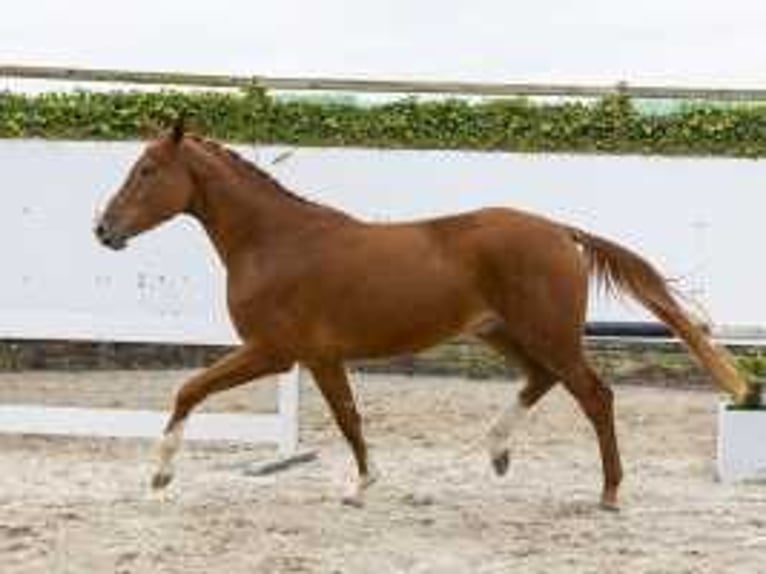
487;397;528;459
155;421;185;480
342;457;380;507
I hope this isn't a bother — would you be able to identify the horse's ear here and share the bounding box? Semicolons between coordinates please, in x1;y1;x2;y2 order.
140;119;163;140
171;115;185;144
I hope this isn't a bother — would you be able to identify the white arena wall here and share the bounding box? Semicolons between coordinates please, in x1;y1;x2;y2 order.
0;139;764;343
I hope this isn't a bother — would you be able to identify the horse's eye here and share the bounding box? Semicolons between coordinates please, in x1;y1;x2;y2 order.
139;164;156;178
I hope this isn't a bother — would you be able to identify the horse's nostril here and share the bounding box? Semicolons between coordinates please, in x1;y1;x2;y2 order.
95;221;114;244
94;220;128;250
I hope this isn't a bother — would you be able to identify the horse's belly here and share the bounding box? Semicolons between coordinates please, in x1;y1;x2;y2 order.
227;227;490;359
321;278;487;359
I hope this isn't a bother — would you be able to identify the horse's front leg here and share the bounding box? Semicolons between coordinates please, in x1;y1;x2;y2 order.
308;361;377;507
152;343;293;490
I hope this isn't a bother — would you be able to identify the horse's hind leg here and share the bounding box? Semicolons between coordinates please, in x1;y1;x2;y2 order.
481;324;623;509
559;358;623;511
477;323;558;475
307;360;376;507
152;344;292;490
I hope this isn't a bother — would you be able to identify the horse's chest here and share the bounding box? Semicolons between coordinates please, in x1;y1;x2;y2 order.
224;269;311;338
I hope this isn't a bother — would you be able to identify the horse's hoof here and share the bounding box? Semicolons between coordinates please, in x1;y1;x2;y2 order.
361;469;379;490
599;499;620;512
151;471;174;490
341;494;364;509
491;450;510;476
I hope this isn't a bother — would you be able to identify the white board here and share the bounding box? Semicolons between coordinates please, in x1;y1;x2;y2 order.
0;140;234;344
0;139;763;340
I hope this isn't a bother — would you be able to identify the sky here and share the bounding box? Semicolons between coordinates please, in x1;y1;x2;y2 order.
2;0;766;88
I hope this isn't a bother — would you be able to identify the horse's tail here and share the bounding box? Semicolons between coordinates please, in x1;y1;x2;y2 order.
569;226;750;404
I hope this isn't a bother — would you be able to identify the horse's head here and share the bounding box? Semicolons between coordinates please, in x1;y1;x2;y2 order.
95;120;195;250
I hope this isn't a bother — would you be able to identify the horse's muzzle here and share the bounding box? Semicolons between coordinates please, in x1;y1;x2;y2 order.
94;220;129;250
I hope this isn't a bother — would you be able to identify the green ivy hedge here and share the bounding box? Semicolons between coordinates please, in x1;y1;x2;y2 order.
2;87;766;157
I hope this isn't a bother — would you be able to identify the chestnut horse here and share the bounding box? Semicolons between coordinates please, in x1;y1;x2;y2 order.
95;123;749;510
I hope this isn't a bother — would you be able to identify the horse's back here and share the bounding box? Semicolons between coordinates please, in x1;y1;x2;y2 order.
423;207;580;271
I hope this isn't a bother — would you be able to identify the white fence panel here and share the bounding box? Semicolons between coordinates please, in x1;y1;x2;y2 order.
1;140;764;336
0;367;302;453
1;138;763;447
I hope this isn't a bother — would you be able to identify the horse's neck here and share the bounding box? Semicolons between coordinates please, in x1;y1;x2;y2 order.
187;159;338;264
